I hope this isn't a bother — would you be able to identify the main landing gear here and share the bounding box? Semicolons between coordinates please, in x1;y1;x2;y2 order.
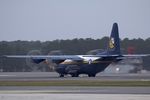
88;74;96;77
59;73;79;77
71;73;79;77
59;74;64;77
59;73;96;77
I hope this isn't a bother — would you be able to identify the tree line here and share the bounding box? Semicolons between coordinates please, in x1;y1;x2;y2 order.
0;37;150;72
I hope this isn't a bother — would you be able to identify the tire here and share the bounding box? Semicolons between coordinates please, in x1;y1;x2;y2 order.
59;74;64;77
71;73;79;77
88;74;96;77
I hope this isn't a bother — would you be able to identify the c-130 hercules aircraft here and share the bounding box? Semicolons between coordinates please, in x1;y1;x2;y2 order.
5;23;150;77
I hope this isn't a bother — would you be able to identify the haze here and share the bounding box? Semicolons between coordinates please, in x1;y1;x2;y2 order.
0;0;150;41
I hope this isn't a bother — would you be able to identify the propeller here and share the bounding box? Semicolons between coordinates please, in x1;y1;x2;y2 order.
47;50;63;71
26;50;46;71
26;50;64;72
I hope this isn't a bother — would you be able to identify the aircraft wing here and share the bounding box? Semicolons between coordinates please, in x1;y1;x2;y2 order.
4;54;119;62
4;55;83;61
4;54;150;59
116;54;150;60
4;54;150;64
123;54;150;57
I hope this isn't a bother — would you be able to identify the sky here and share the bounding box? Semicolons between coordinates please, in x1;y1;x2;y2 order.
0;0;150;41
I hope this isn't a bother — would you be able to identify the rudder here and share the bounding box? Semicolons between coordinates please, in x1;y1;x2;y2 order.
108;23;121;55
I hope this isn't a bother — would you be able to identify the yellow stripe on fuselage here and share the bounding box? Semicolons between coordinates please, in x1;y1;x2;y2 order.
60;60;112;65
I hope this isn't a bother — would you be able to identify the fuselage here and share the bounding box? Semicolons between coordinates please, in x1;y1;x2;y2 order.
4;23;150;78
55;57;116;77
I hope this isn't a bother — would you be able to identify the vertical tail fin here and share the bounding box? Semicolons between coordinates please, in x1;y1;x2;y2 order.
108;23;121;55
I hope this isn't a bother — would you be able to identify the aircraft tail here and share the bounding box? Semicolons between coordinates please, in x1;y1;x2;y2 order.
107;23;121;55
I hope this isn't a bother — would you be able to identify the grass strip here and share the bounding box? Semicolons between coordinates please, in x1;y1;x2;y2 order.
0;80;150;86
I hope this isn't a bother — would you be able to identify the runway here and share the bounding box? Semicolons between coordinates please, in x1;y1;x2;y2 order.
1;86;150;94
0;94;150;100
0;72;150;94
0;72;150;81
0;72;150;100
0;86;150;100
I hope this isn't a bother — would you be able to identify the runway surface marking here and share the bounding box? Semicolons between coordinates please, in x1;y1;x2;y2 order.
0;94;150;100
1;87;150;94
0;75;16;77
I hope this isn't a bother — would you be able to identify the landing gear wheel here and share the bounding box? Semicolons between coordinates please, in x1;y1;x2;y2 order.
88;74;96;77
71;73;79;77
59;74;64;77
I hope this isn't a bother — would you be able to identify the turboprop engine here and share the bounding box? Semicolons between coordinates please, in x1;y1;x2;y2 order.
26;50;64;71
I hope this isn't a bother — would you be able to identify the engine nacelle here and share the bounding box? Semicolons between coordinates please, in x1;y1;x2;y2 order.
32;58;45;64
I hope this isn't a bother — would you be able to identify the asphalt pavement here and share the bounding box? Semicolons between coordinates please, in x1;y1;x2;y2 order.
0;72;150;81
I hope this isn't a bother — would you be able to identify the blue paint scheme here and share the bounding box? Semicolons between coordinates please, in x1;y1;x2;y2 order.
28;23;121;77
6;23;135;77
97;23;121;55
32;59;45;64
55;23;122;77
56;61;111;76
4;23;150;77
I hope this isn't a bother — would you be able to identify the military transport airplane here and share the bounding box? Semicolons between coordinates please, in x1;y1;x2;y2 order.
5;23;150;77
